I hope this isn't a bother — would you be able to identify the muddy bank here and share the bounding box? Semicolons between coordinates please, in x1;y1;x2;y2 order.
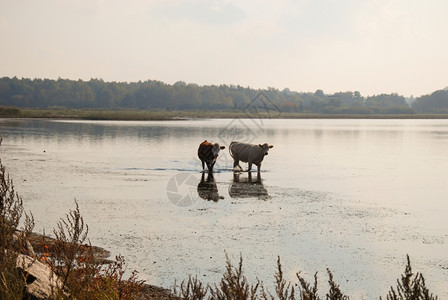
28;232;111;263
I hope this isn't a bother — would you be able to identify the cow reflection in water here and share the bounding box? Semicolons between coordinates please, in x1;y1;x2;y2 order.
197;173;224;202
228;172;269;200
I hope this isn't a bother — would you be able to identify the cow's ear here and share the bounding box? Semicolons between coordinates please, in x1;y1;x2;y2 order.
258;144;262;148
269;145;273;148
220;146;225;150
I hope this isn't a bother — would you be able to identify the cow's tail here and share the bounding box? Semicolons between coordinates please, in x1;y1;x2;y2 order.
229;141;236;159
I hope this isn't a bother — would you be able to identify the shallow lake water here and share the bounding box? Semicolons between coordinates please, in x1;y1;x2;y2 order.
1;118;447;298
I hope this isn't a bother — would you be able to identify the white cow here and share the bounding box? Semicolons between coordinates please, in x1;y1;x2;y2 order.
229;141;273;173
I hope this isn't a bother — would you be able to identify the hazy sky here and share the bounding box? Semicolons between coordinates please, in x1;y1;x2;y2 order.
1;0;447;97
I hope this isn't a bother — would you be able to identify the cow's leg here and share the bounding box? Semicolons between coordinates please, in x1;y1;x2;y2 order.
206;161;213;172
233;159;242;171
257;163;261;174
201;160;205;171
246;162;252;172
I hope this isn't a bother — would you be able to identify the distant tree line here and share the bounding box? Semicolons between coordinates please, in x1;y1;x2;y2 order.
0;77;447;114
411;89;448;113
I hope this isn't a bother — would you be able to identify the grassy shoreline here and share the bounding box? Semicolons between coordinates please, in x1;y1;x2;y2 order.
6;108;448;120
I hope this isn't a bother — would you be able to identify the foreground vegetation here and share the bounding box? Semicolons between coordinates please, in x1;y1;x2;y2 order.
0;137;440;299
175;254;438;300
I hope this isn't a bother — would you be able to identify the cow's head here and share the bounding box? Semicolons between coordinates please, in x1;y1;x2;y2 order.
258;143;274;156
212;143;226;158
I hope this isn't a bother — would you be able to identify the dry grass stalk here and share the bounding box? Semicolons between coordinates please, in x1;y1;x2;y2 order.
382;255;438;300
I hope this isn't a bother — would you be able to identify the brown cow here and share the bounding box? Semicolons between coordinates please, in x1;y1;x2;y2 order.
198;140;225;173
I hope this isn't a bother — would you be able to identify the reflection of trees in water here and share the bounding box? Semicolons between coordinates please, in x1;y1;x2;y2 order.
0;119;213;143
228;172;269;200
197;172;224;202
